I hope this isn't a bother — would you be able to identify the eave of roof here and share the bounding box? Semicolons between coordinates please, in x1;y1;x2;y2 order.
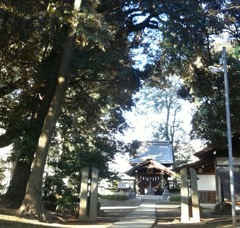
125;159;174;177
173;157;213;172
194;147;214;158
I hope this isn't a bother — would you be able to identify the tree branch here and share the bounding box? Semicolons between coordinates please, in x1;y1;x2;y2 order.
127;13;160;33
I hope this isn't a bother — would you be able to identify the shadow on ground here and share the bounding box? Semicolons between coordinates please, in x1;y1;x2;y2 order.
1;199;240;228
154;203;239;228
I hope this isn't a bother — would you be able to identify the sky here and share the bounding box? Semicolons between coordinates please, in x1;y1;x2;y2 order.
121;98;203;149
122;101;192;142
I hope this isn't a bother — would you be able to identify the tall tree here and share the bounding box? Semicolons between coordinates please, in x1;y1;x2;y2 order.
18;0;83;219
18;0;144;218
0;0;144;209
128;76;195;165
189;45;240;147
0;0;70;207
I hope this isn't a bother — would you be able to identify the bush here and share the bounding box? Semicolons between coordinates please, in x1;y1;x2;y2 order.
55;190;79;216
213;202;231;215
43;194;57;211
168;194;181;202
100;194;129;201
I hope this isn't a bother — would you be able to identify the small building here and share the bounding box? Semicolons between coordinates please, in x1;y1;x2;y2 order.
174;135;240;204
117;174;135;191
125;141;175;195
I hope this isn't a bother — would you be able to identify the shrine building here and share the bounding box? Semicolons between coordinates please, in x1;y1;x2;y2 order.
125;141;176;195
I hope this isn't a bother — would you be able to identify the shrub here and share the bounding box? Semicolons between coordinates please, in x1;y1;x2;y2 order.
213;202;231;215
168;194;181;202
100;194;128;201
43;194;57;211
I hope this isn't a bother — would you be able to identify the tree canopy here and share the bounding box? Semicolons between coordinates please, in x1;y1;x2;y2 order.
0;0;145;214
122;0;240;147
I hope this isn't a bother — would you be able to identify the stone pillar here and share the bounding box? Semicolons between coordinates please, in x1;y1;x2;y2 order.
180;167;190;222
79;167;99;221
89;167;99;221
79;167;89;219
189;168;200;222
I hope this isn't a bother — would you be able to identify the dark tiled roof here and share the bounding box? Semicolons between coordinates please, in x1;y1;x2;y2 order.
173;158;213;172
194;147;214;158
126;159;174;176
130;141;173;165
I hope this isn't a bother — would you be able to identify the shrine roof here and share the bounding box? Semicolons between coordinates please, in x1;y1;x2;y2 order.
173;158;213;172
194;147;214;158
130;141;173;165
125;159;175;177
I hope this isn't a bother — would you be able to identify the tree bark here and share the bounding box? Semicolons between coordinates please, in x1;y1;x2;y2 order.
19;0;82;220
1;160;32;208
1;49;60;208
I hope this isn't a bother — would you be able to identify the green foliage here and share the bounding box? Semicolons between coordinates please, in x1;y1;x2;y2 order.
43;175;66;197
122;0;239;73
120;0;240;147
49;132;118;180
55;189;79;216
100;194;128;201
168;194;181;202
0;0;145;200
190;48;240;147
43;175;79;215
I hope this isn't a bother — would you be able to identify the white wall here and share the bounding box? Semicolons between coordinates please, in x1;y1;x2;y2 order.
197;175;216;191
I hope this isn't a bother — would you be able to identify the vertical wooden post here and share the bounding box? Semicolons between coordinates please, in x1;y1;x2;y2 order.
180;167;189;222
189;168;200;222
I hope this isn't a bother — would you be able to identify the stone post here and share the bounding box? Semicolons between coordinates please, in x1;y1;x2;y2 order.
189;168;200;222
180;167;190;222
79;167;89;219
89;167;99;221
79;167;99;221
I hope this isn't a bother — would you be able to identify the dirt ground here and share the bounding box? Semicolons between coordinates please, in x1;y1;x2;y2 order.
0;199;240;228
154;203;239;228
0;198;139;227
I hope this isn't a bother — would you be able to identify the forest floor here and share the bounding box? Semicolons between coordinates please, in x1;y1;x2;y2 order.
0;199;240;228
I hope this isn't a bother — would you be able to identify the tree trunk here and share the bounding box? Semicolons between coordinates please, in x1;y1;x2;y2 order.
1;50;60;208
19;0;82;220
1;161;32;208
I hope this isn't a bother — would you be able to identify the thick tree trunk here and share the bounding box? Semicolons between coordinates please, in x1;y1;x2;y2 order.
1;161;32;208
1;51;60;208
19;0;82;220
